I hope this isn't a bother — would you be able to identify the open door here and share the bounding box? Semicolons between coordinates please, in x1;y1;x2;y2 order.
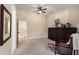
18;20;28;40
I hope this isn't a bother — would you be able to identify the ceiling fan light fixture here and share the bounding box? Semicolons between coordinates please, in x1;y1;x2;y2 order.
38;10;42;14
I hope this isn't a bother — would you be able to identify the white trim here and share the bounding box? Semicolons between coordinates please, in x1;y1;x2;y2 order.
28;36;48;39
11;5;17;54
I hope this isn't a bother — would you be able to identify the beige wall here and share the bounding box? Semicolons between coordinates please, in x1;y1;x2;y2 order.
17;10;47;39
47;9;69;27
0;39;11;54
0;4;11;55
47;7;79;33
69;7;79;32
54;9;69;24
46;13;55;27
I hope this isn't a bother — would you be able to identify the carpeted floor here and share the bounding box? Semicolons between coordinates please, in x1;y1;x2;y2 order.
13;37;55;55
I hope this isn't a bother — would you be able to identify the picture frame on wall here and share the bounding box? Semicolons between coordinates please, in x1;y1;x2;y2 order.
0;4;11;45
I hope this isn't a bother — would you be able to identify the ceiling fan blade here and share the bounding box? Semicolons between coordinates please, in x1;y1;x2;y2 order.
42;10;46;13
43;8;47;10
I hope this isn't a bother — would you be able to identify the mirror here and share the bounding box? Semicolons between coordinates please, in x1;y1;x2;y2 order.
3;8;11;41
0;4;11;45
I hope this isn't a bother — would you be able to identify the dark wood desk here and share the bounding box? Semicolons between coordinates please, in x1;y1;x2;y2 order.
48;27;77;43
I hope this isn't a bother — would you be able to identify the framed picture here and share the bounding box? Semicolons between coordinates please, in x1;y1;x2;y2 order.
0;4;11;45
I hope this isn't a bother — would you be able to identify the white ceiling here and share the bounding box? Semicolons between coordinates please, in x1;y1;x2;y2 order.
15;4;79;14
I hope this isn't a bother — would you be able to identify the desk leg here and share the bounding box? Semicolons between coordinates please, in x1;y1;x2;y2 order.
77;50;78;55
54;43;56;55
74;50;75;55
54;46;56;54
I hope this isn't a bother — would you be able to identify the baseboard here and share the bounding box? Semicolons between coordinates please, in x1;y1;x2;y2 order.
28;36;48;39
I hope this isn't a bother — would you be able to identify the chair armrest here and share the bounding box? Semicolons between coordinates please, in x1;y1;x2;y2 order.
58;44;70;48
56;42;70;48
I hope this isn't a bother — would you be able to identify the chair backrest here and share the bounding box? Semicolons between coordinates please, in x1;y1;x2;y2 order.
70;33;79;50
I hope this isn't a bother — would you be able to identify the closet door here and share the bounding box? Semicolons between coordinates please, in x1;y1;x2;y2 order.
63;28;69;43
56;28;63;42
52;28;57;41
48;28;57;41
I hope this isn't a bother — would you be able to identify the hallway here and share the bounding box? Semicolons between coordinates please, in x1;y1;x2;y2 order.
14;38;55;55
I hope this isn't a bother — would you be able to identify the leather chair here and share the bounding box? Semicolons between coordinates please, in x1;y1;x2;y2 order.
55;37;73;55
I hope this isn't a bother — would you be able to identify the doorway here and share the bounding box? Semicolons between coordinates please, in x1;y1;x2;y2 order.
18;20;28;41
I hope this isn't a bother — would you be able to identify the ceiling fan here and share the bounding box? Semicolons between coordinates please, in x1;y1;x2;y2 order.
36;6;47;14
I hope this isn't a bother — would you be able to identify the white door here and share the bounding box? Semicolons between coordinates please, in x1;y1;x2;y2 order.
18;20;27;40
